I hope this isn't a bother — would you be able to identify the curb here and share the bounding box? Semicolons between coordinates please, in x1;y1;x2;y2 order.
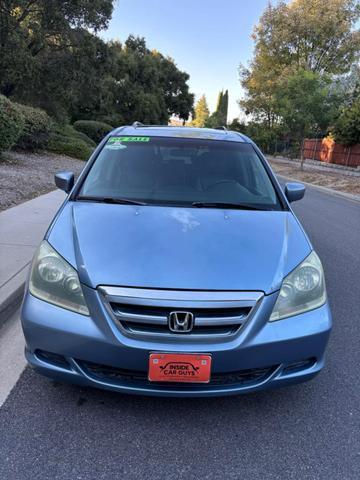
0;265;28;329
277;174;360;203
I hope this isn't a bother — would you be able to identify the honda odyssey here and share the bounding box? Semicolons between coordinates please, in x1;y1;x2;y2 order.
21;125;332;397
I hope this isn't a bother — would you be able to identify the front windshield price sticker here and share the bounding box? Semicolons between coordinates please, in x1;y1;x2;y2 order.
108;136;150;143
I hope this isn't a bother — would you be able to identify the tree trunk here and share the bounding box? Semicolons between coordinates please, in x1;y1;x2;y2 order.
300;139;305;171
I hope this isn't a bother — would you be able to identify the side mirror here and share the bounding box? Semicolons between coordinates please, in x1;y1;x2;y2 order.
285;182;305;203
55;171;74;193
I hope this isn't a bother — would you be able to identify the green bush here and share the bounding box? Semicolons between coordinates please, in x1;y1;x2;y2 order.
73;120;113;143
14;103;51;150
59;124;96;147
0;94;25;152
48;132;93;160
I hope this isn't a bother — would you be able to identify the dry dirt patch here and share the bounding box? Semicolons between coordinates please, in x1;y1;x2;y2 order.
269;160;360;197
0;151;84;211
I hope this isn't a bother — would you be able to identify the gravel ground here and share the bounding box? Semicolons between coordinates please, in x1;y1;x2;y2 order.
0;150;85;211
269;159;360;196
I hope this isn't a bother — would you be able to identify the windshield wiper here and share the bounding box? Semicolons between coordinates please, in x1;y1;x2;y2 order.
191;202;271;211
77;196;147;206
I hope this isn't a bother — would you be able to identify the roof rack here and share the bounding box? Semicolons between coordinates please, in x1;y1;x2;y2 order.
132;122;180;128
214;126;228;131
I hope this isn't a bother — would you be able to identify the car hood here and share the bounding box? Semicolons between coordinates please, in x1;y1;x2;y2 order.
47;202;311;294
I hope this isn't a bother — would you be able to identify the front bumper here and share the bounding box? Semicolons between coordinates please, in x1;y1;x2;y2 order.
21;286;332;397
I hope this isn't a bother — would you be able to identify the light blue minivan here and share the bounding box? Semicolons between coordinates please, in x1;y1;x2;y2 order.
21;125;332;396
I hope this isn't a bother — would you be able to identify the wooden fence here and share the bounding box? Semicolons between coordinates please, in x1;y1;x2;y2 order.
302;138;360;168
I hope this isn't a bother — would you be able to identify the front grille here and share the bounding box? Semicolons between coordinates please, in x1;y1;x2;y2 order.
99;287;263;340
80;360;275;388
110;303;250;336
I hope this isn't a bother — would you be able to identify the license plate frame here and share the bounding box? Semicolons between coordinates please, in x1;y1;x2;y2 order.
148;353;212;383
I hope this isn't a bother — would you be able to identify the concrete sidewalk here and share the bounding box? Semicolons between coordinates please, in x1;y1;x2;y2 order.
0;190;65;325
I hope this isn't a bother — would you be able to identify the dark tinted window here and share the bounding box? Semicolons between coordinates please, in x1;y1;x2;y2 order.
79;136;281;209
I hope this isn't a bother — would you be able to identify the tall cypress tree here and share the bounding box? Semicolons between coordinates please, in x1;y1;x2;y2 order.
221;89;229;125
206;89;228;128
215;90;224;112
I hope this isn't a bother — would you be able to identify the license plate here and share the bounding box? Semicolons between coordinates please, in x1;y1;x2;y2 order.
148;353;212;383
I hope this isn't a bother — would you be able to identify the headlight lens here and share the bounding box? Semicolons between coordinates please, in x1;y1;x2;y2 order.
270;251;326;321
29;241;89;315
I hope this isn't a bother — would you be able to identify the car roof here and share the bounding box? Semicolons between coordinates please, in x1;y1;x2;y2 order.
112;125;251;143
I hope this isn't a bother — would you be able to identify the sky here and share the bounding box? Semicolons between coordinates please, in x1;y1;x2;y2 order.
101;0;271;121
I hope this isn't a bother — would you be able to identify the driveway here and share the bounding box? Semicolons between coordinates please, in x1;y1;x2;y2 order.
0;183;359;480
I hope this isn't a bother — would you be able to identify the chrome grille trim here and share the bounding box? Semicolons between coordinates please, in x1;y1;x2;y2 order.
99;287;263;303
111;307;168;325
98;286;264;341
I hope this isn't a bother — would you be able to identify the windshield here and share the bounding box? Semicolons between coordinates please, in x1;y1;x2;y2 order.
78;136;282;210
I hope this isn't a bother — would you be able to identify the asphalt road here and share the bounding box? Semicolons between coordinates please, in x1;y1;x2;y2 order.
0;184;359;480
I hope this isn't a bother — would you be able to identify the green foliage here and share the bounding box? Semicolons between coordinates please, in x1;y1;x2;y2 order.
240;0;360;124
47;123;95;160
53;124;96;147
191;95;209;127
220;90;229;125
0;1;114;99
205;89;229;128
73;120;113;143
333;100;360;145
228;119;247;133
95;37;194;124
274;70;340;141
0;1;194;125
14;103;51;150
215;91;224;112
48;134;93;161
0;95;25;152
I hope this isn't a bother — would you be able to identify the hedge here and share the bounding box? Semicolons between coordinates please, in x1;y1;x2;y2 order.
47;133;93;160
73;120;113;143
14;103;51;150
0;95;25;152
59;125;96;147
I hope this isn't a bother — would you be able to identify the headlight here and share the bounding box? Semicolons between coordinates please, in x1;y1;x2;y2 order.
270;251;326;321
29;241;89;315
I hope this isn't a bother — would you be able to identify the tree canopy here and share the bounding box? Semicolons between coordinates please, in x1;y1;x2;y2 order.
239;0;360;150
240;0;360;123
274;69;341;142
0;1;194;124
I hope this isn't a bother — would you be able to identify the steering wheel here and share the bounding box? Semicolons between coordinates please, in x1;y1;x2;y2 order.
204;179;239;191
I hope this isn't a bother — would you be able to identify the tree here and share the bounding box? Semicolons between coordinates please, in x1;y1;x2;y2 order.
191;95;209;127
240;0;360;122
215;91;223;112
275;70;340;142
219;89;229;125
228;118;246;133
0;0;194;124
331;63;360;107
0;1;114;97
333;100;360;145
103;36;194;124
206;89;229;127
274;69;342;165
